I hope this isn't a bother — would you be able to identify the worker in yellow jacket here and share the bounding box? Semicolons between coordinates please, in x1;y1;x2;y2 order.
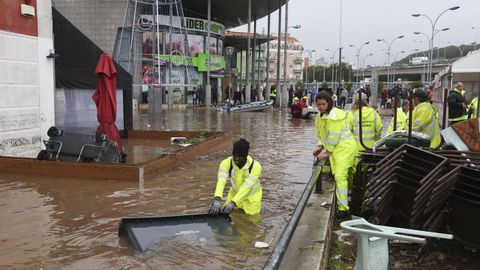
411;90;441;148
469;97;478;118
209;139;262;215
347;92;383;151
386;99;410;135
313;91;357;219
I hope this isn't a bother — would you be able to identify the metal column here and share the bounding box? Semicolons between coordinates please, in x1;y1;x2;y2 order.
265;9;271;101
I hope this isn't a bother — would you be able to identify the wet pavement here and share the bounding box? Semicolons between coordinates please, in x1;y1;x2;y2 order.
0;107;319;269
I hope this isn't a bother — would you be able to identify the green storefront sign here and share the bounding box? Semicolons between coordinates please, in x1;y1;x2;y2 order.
196;53;225;71
157;53;225;71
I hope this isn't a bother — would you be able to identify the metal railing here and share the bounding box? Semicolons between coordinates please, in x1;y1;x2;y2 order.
263;160;325;270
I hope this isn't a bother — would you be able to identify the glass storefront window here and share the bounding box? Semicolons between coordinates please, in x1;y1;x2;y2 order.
188;34;204;57
166;33;186;56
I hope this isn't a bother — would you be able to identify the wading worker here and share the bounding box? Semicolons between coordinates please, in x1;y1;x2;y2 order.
313;91;357;219
209;139;262;215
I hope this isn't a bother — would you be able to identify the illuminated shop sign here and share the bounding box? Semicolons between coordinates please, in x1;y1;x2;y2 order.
156;54;225;72
138;15;224;36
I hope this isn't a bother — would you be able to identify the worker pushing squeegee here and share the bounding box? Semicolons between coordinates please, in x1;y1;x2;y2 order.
209;139;263;215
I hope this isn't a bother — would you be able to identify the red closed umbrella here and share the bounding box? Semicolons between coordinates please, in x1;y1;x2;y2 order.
92;53;124;153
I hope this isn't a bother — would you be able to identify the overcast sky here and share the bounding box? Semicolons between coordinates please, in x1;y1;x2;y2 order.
232;0;479;67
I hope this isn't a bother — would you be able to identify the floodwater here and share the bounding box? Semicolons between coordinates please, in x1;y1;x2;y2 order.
0;107;319;269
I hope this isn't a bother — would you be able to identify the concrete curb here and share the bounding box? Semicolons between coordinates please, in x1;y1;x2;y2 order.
280;180;335;270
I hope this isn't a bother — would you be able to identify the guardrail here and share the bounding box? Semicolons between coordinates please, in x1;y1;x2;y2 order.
263;160;324;270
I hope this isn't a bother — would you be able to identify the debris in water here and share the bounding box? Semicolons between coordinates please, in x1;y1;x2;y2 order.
255;241;269;249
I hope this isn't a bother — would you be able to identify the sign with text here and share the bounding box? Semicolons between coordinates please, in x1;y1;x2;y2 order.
196;53;225;72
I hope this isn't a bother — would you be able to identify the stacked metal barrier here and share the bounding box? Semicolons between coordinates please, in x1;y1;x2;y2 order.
362;144;450;228
422;165;480;249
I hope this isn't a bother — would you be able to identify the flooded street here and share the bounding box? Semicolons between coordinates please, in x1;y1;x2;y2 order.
0;107;318;269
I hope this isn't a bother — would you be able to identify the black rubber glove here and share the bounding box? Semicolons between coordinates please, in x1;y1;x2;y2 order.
209;198;221;215
222;202;235;214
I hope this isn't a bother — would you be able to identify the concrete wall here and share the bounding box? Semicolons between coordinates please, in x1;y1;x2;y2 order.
0;0;55;157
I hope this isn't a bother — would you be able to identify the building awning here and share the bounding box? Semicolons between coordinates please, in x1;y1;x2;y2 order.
182;0;287;29
451;49;480;74
224;31;274;51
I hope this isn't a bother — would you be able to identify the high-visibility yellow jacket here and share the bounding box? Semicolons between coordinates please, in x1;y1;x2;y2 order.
270;89;277;97
386;108;409;135
315;107;357;211
470;97;478;118
347;107;383;151
214;155;262;215
412;102;441;148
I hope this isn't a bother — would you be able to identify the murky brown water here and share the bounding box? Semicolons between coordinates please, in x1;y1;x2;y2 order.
0;107;318;269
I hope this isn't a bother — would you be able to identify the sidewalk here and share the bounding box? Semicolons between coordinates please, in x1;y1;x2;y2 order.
279;180;335;270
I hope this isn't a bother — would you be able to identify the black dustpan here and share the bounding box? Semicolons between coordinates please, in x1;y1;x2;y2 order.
119;213;232;251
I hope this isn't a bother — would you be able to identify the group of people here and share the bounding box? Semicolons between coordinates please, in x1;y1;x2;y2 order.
448;81;479;125
206;82;478;219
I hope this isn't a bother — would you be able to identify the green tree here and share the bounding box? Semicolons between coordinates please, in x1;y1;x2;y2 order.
411;80;423;89
377;81;384;94
345;82;353;91
295;81;304;90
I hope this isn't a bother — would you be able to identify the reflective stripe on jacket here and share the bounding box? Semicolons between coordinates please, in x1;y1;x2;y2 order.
315;107;357;211
412;102;441;148
347;107;383;151
214;155;262;215
315;107;355;153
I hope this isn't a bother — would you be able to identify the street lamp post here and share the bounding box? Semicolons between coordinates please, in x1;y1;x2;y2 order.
225;46;235;110
361;53;373;80
414;28;449;81
473;26;480;50
280;23;301;107
391;50;405;82
377;35;404;88
326;48;339;89
349;41;370;83
412;6;459;84
311;49;316;83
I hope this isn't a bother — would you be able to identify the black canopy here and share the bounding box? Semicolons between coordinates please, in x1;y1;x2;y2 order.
53;8;132;89
183;0;288;29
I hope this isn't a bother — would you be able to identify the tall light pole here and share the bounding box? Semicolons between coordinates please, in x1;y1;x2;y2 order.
391;50;405;82
473;26;480;50
377;35;404;88
349;41;370;83
281;22;301;107
326;48;340;89
412;6;459;84
361;53;373;80
414;27;449;80
225;46;235;110
311;49;316;83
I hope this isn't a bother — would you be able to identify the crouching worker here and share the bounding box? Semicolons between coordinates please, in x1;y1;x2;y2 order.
209;139;262;215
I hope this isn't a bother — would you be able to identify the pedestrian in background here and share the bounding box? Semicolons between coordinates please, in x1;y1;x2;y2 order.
448;82;468;125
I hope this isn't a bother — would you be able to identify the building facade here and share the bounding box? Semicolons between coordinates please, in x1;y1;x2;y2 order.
267;34;304;85
0;0;55;157
53;0;226;105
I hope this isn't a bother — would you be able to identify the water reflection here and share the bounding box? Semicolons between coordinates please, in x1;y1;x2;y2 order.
0;108;317;269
